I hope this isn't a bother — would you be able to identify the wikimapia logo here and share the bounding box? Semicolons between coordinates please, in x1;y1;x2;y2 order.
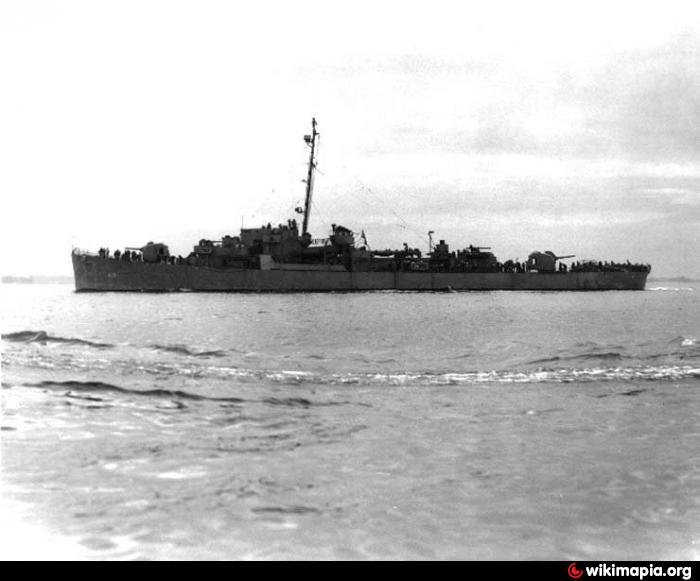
567;563;693;580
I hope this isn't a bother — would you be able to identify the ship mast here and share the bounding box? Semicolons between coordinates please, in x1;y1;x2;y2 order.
302;117;319;235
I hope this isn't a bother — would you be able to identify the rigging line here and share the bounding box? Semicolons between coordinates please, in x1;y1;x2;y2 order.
353;179;426;244
250;188;281;218
311;199;328;227
311;162;424;246
354;177;422;232
307;154;328;227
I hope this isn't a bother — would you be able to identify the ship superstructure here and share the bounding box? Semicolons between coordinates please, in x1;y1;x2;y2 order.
72;119;650;291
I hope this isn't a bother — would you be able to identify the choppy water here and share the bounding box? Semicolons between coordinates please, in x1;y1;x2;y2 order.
1;283;699;559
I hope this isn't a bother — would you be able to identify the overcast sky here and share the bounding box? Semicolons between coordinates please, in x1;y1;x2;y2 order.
2;0;699;277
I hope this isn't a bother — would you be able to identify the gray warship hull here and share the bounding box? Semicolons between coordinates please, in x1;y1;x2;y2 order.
72;253;648;292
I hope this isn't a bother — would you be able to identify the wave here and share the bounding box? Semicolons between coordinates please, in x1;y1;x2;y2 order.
648;287;695;292
251;506;321;515
3;331;231;358
18;364;700;390
528;351;623;365
30;380;245;403
4;327;699;387
5;342;699;386
263;396;313;407
528;338;700;366
10;329;694;365
670;336;698;347
151;344;227;358
316;366;700;385
27;380;350;408
2;330;113;349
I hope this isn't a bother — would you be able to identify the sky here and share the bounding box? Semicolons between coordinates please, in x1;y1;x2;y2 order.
1;0;699;278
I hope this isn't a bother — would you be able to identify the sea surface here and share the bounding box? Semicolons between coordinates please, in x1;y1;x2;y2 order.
1;282;699;560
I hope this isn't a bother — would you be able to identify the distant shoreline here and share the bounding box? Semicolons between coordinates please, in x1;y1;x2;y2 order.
2;276;73;285
647;277;700;283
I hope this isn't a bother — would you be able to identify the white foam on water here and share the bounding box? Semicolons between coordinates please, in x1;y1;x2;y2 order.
0;497;91;560
649;287;695;292
156;469;208;480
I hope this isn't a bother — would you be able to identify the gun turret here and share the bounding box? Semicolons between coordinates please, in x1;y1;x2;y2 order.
528;251;575;272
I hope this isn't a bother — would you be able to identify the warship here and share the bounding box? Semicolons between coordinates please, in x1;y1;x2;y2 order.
72;119;650;292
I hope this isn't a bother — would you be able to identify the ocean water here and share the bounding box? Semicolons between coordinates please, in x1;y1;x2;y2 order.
1;283;699;560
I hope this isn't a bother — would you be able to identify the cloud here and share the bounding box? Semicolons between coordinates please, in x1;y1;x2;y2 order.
575;32;700;162
300;30;700;165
